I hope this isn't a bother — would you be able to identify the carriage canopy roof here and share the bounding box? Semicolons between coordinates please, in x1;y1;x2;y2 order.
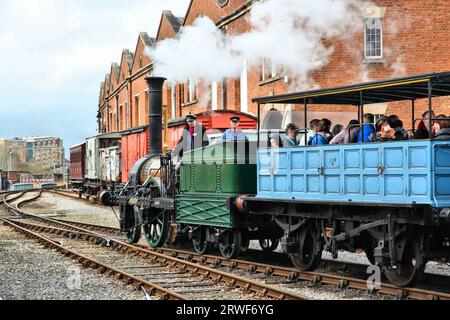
252;72;450;105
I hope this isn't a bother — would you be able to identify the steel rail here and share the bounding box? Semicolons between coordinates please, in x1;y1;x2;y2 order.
7;191;450;300
0;217;187;301
4;217;309;301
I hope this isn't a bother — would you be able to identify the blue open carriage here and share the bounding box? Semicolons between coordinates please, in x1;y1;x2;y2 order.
257;140;450;207
244;72;450;287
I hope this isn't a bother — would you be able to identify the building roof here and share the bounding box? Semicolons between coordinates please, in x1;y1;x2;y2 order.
122;49;134;70
139;32;155;47
163;10;184;34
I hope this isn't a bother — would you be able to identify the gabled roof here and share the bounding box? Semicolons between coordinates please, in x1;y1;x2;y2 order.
122;49;134;70
118;49;134;82
99;81;105;105
156;10;184;42
104;73;110;97
109;63;120;89
130;32;155;73
139;32;155;48
164;10;184;34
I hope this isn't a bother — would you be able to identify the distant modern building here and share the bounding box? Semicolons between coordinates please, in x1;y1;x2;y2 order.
0;138;27;170
23;137;64;173
0;137;64;174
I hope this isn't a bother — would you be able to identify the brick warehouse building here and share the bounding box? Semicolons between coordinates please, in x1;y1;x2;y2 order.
98;0;449;136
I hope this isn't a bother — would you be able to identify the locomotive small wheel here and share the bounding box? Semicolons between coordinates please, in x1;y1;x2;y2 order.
192;227;210;255
290;226;323;271
143;209;169;248
384;236;426;287
259;238;280;253
124;205;141;244
218;230;242;260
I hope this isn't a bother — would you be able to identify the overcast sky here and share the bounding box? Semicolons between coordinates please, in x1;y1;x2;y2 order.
0;0;190;155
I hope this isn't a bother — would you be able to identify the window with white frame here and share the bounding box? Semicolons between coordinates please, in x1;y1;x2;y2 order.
364;18;383;59
188;77;198;102
260;58;286;82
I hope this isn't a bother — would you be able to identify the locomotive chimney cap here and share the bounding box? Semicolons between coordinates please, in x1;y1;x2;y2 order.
145;76;167;84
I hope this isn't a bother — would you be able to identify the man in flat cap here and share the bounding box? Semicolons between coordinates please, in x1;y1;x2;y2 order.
174;114;209;158
222;116;248;141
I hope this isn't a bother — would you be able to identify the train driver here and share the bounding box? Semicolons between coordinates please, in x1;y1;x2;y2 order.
222;117;248;141
174;115;210;159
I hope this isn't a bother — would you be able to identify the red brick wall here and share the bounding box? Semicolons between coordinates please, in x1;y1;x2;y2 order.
99;0;450;134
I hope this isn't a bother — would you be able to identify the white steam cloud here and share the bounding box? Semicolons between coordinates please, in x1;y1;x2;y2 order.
147;0;366;84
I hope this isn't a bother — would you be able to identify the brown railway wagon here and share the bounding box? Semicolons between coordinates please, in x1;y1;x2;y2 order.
69;142;86;182
121;126;149;183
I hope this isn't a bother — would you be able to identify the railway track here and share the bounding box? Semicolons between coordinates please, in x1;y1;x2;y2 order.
1;191;308;301
4;190;450;300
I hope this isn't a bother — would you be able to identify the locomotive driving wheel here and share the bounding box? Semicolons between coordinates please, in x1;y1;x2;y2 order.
192;227;210;255
143;209;169;248
384;235;426;287
218;229;242;259
290;223;323;271
123;205;141;244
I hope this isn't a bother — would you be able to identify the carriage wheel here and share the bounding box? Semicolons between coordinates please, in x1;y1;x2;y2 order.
143;209;169;248
218;230;242;259
259;238;280;253
384;236;425;287
290;225;323;271
192;227;210;255
124;205;141;244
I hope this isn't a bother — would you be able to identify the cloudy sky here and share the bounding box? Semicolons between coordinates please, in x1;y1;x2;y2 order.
0;0;190;155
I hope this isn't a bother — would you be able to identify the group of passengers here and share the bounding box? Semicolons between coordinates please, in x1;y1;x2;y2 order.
271;111;450;148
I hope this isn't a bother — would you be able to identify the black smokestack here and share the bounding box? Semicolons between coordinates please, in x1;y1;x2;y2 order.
145;76;166;157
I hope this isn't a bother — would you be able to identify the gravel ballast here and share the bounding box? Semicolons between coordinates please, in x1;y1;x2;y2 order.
0;223;144;300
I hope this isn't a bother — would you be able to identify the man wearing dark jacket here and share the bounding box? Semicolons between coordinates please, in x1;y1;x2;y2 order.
174;115;209;158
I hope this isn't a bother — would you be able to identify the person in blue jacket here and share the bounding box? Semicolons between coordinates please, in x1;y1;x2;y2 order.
309;119;330;145
357;113;375;143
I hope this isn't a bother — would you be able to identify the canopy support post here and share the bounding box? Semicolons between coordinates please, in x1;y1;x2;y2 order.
257;103;261;148
411;99;415;134
360;91;365;142
304;99;308;145
428;80;433;138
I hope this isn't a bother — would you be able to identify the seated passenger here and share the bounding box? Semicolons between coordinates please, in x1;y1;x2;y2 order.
349;120;361;143
330;120;359;145
299;119;321;146
357;113;375;143
283;123;299;147
414;110;436;139
331;124;344;139
432;114;447;135
434;115;450;140
321;118;332;142
376;116;397;141
270;133;282;148
388;115;409;140
309;120;330;145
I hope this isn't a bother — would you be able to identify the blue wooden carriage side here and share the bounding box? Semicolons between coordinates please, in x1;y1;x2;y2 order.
257;140;450;207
